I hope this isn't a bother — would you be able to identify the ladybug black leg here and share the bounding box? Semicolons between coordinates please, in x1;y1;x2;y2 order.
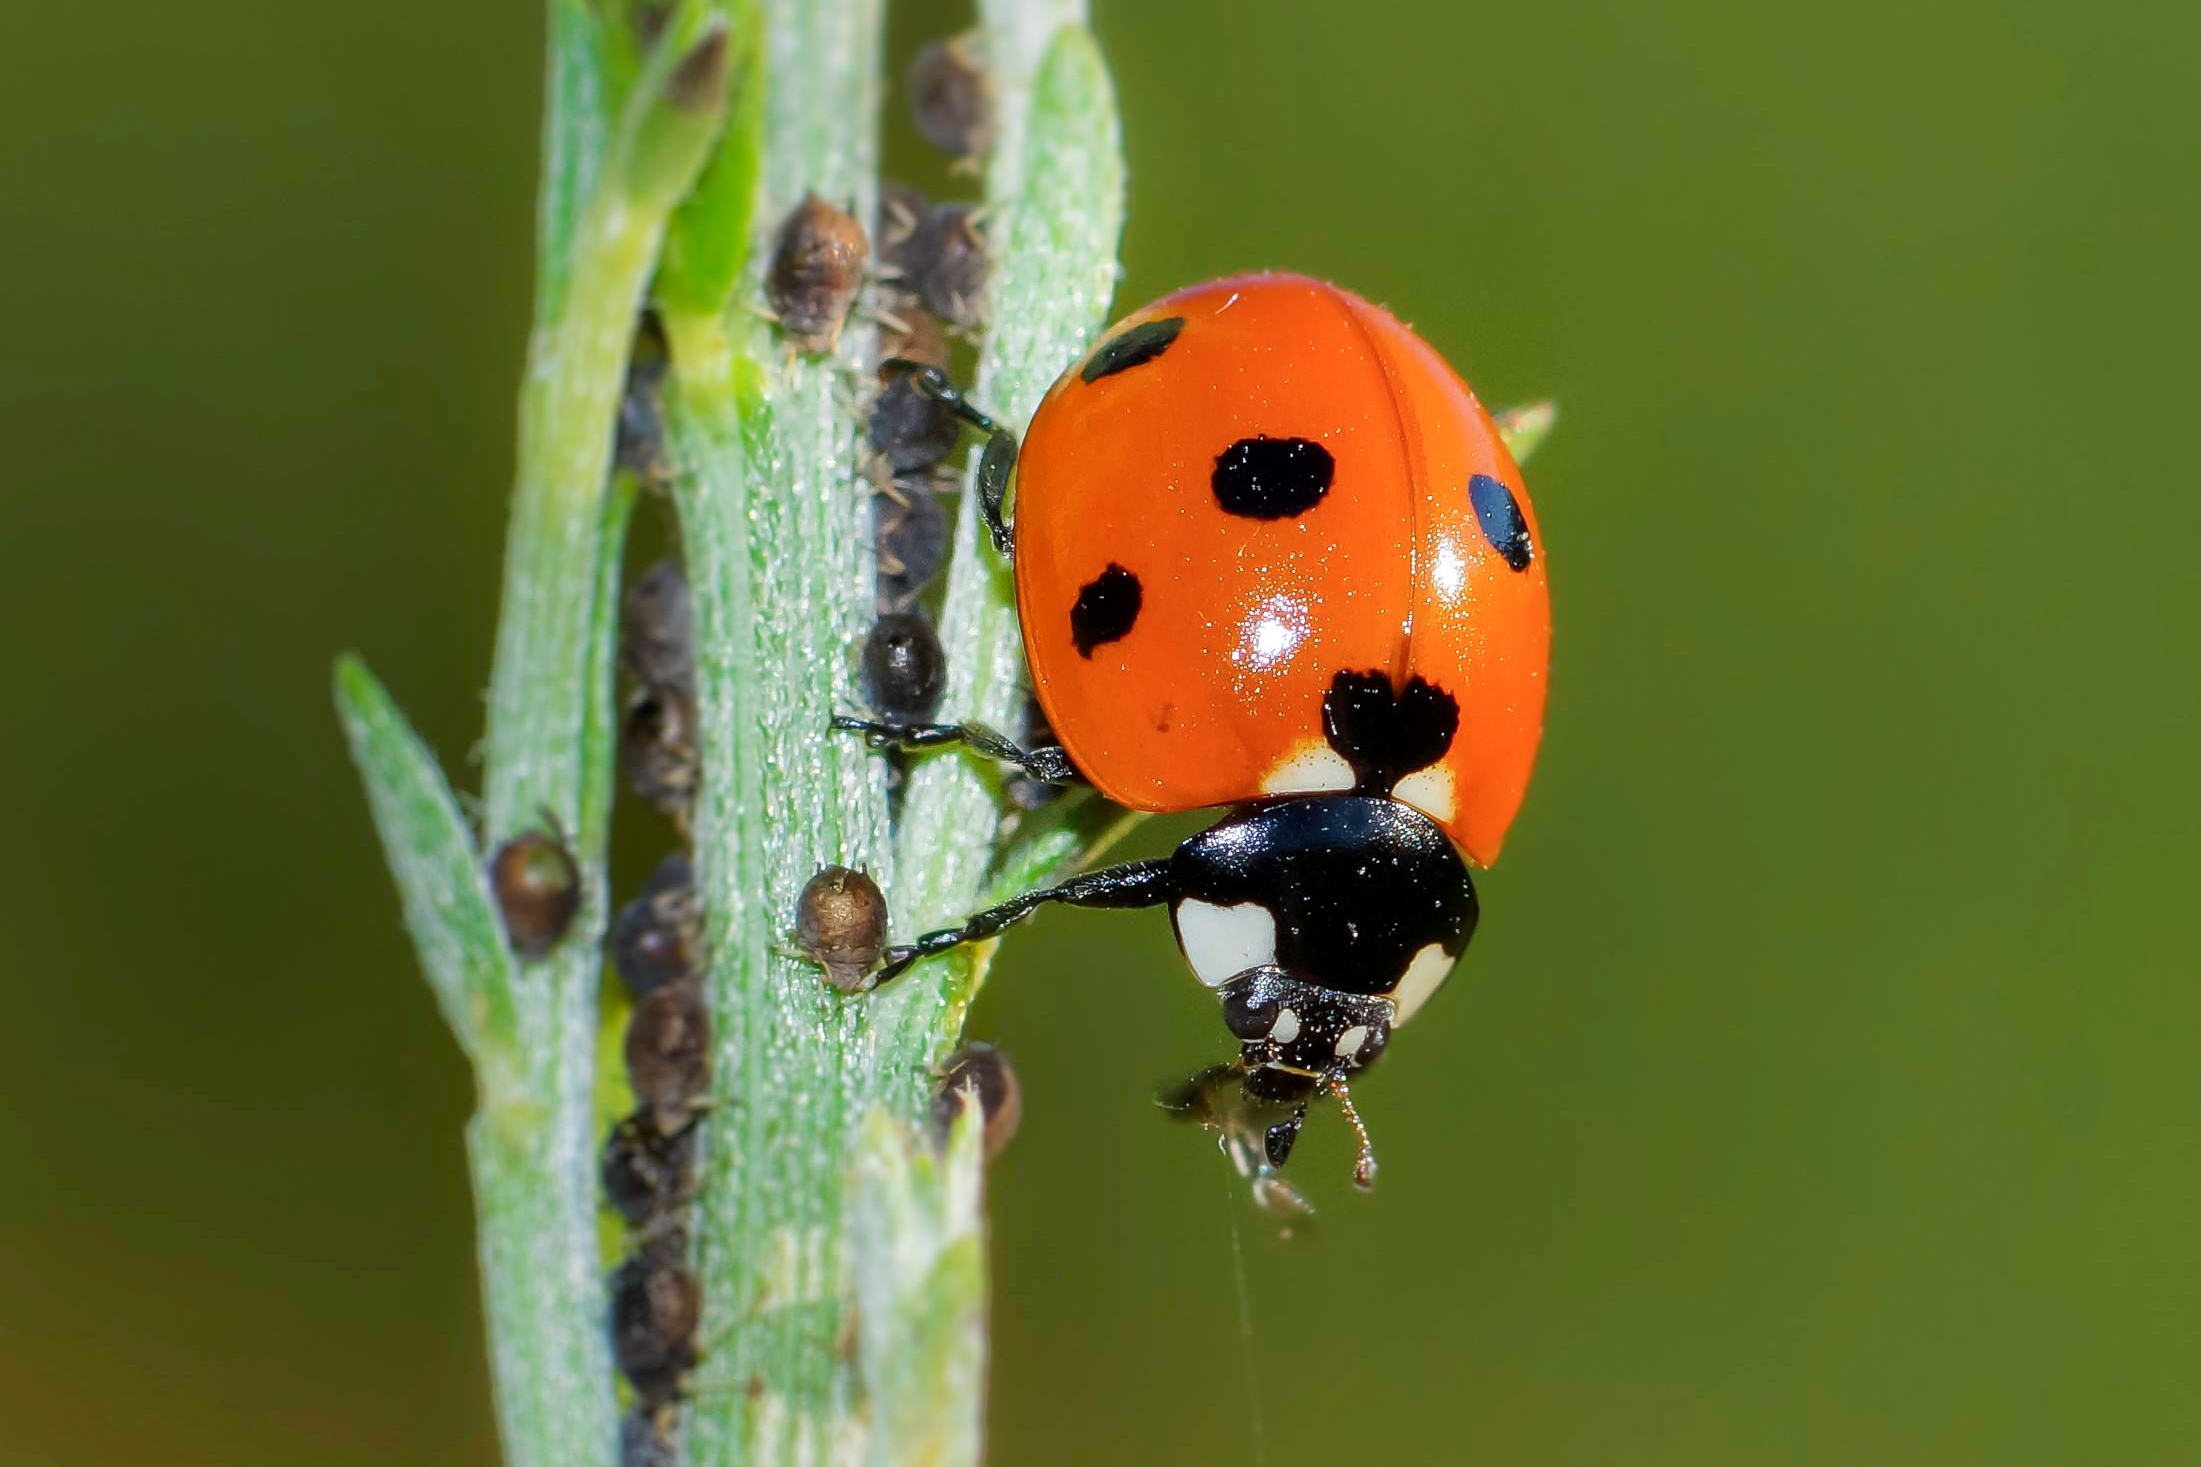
869;859;1173;987
830;715;1081;786
880;358;1018;555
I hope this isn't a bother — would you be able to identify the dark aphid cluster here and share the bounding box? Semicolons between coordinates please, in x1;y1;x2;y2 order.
488;829;581;961
619;559;698;829
932;1042;1021;1161
766;193;869;354
602;558;711;1415
795;865;887;993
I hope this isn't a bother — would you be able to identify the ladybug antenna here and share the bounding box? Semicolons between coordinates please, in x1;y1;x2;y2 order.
1321;1069;1379;1192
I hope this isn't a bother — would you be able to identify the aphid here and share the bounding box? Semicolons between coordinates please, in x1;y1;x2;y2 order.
620;558;693;690
601;1111;697;1228
795;865;887;993
860;611;947;726
620;1408;677;1467
766;193;869;352
901;203;989;330
609;1242;701;1401
868;369;960;474
836;274;1552;1185
873;473;949;610
907;34;995;158
622;680;699;826
487;830;581;961
875;181;931;285
614;315;671;488
610;853;701;996
626;979;711;1133
932;1042;1021;1160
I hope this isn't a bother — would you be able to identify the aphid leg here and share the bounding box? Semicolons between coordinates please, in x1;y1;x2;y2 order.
830;715;1081;786
879;358;1019;554
869;859;1173;987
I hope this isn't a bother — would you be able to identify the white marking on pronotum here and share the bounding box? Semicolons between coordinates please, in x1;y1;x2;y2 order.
1259;741;1355;796
1389;942;1455;1025
1391;765;1457;825
1335;1024;1372;1058
1176;899;1278;987
1271;1008;1301;1043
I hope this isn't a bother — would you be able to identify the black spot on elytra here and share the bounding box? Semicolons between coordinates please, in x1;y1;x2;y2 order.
1081;317;1185;382
1322;670;1459;791
1070;564;1141;658
1469;473;1534;571
1212;437;1334;519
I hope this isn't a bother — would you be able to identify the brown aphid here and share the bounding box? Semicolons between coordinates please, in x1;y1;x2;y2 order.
626;979;711;1132
622;680;698;825
609;853;701;997
767;193;869;352
932;1042;1022;1160
488;831;581;961
905;203;990;329
878;298;950;371
874;474;949;609
609;1243;701;1401
861;611;947;726
795;865;887;992
601;1111;697;1228
908;34;995;158
620;558;693;689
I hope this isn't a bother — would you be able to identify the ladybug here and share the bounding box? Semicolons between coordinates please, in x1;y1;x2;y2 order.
836;273;1549;1179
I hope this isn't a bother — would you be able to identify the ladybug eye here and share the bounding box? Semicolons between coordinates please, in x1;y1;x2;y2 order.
1469;473;1534;571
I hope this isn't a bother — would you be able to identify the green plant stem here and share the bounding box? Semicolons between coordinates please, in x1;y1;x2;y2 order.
343;19;727;1467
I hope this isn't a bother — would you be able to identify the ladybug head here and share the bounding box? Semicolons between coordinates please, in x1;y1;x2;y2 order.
1218;966;1392;1074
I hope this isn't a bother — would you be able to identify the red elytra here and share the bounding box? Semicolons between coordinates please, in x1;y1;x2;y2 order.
1013;272;1550;866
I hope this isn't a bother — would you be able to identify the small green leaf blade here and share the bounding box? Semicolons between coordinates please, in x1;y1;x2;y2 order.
334;654;518;1065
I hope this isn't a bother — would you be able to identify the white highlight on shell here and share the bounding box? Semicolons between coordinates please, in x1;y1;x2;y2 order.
1175;899;1278;988
1389;942;1454;1025
1431;536;1468;600
1260;741;1355;797
1392;765;1457;825
1335;1024;1372;1058
1232;594;1311;674
1271;1008;1301;1043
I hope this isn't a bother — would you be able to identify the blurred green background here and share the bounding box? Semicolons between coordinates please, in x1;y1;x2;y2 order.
4;0;2197;1463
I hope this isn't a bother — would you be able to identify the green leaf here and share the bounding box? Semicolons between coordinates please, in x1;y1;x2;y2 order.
656;0;767;318
333;655;518;1070
1495;398;1559;464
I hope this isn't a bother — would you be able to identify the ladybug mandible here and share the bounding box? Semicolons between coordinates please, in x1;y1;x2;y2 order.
837;273;1550;1180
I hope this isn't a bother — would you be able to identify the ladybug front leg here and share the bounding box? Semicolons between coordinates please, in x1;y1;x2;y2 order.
879;359;1017;555
868;859;1174;987
831;715;1081;787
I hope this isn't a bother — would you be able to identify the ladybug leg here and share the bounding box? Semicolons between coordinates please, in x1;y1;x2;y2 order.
830;715;1081;787
880;358;1018;555
868;859;1173;987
